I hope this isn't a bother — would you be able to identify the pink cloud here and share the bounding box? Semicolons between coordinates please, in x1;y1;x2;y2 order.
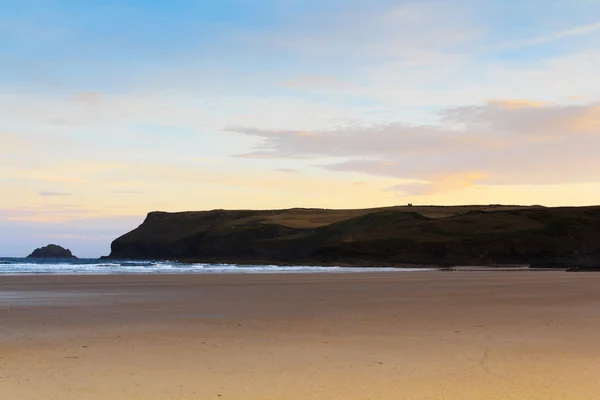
228;100;600;193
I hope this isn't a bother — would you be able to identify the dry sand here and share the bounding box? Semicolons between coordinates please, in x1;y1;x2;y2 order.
1;272;600;400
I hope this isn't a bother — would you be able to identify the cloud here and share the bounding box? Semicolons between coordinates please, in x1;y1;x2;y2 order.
485;99;547;109
74;91;102;105
228;100;600;192
38;191;72;196
277;168;298;173
0;90;370;134
1;205;99;222
500;21;600;49
282;75;351;90
112;189;142;194
441;99;600;137
390;172;488;195
255;0;479;61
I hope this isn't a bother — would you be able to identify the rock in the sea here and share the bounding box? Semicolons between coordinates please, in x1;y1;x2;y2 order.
27;244;77;259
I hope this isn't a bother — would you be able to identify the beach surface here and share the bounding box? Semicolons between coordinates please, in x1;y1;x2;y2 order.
1;272;600;399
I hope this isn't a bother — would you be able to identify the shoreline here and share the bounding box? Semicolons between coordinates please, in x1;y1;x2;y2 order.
106;257;591;270
4;256;593;275
9;256;594;271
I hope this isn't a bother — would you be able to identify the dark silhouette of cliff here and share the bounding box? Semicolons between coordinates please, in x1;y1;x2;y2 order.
106;205;600;268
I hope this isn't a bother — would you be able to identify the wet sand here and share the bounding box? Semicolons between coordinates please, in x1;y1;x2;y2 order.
1;272;600;399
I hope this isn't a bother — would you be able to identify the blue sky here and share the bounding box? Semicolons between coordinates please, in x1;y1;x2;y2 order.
1;0;600;257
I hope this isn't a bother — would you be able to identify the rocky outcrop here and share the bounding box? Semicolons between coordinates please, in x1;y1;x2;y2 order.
105;205;600;268
27;244;77;259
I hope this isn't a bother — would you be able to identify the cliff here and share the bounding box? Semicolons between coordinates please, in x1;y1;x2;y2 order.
106;205;600;268
27;244;77;259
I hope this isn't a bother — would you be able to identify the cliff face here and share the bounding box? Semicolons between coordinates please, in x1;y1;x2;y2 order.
27;244;77;259
107;205;600;267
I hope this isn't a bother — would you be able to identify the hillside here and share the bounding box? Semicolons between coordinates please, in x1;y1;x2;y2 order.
106;205;600;268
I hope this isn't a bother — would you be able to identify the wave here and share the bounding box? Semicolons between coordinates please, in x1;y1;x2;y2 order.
0;258;433;275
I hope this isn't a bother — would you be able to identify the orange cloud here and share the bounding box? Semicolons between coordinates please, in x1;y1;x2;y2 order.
392;171;488;195
433;171;488;192
487;99;547;109
568;103;600;132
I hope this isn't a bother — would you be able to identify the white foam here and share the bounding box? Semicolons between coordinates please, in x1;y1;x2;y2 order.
0;258;434;275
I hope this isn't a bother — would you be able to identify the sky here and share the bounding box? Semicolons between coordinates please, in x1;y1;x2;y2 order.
1;0;600;257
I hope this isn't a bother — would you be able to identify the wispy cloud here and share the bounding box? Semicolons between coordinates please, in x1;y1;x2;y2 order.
38;191;72;197
277;168;299;173
500;21;600;49
229;100;600;192
2;205;93;222
390;172;488;195
112;189;143;194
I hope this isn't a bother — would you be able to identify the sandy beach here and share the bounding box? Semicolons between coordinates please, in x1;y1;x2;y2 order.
2;272;600;399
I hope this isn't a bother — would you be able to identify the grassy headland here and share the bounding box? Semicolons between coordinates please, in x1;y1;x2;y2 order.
106;205;600;268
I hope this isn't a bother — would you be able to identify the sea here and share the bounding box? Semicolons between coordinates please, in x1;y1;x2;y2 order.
0;258;432;275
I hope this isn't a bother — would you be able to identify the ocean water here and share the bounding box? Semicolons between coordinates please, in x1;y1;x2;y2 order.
0;258;433;275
